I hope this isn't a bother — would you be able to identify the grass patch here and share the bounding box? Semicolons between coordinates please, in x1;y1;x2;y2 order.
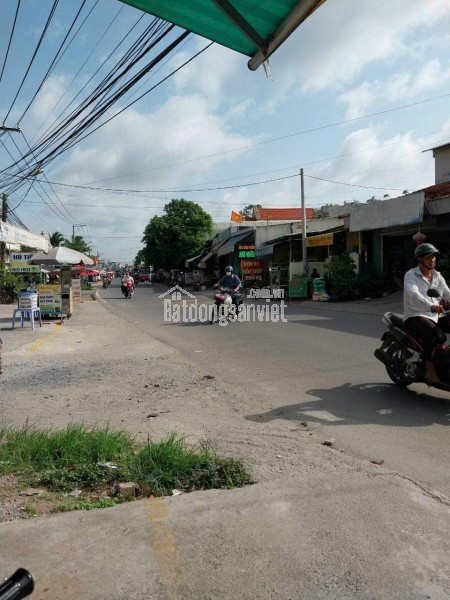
0;424;251;518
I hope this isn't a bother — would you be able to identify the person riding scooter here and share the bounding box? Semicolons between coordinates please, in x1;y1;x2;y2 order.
403;243;450;383
217;266;242;306
121;272;135;295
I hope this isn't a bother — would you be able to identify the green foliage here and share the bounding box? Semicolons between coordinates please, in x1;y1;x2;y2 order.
64;235;91;255
49;231;65;247
0;424;251;503
124;434;251;496
0;423;133;491
240;204;261;219
57;498;119;512
141;199;213;269
324;254;358;300
0;270;20;294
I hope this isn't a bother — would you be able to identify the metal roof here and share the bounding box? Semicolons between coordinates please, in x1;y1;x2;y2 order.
119;0;326;70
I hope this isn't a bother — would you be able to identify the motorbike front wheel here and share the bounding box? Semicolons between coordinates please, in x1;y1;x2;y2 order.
210;303;218;324
384;340;413;387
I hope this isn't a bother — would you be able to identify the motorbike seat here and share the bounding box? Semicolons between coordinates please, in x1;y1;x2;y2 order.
390;313;406;329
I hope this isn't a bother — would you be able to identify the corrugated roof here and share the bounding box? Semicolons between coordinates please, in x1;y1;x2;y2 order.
421;182;450;201
255;207;315;220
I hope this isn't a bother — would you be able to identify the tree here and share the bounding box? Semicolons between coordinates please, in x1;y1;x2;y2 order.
49;231;65;247
141;199;213;270
64;235;91;255
239;204;261;220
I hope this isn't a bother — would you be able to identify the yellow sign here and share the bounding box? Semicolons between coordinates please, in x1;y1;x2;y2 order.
306;233;334;247
38;284;61;294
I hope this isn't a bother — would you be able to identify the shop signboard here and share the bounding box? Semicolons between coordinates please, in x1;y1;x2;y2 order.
10;252;34;266
10;266;40;273
10;252;40;273
72;279;81;298
305;233;334;247
238;245;256;259
241;259;263;279
37;284;62;316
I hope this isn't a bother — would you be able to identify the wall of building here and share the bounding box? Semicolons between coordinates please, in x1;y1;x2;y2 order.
435;146;450;183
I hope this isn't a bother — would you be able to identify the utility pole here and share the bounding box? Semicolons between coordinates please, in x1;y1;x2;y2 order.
300;168;308;277
72;224;86;242
0;193;7;272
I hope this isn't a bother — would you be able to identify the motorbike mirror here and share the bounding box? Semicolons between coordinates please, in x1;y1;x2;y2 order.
427;288;440;298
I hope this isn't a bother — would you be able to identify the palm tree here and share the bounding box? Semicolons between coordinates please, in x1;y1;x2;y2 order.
49;231;65;247
64;235;91;255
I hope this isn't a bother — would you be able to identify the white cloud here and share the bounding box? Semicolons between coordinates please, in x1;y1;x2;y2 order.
172;40;243;107
263;0;450;98
340;59;450;119
305;126;437;206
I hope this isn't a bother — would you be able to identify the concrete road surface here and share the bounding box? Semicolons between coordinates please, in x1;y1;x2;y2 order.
0;290;449;599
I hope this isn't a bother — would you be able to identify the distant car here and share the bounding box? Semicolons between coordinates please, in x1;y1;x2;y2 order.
138;273;150;282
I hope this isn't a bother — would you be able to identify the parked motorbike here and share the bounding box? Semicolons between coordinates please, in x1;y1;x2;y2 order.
374;288;450;391
210;286;243;324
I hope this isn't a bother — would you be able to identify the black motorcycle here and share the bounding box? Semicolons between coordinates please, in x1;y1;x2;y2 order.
374;288;450;391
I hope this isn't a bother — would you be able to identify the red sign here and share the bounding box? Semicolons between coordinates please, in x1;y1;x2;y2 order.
241;259;263;279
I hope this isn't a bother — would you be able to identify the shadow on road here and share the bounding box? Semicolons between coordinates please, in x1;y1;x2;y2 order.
288;313;383;340
245;382;450;428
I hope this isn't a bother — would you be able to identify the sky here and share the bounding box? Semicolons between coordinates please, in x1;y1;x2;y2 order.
1;0;450;264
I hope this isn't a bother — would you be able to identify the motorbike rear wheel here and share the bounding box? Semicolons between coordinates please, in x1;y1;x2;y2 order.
385;340;413;387
210;303;218;324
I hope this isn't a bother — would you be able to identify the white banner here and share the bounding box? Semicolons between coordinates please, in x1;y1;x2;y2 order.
0;222;50;251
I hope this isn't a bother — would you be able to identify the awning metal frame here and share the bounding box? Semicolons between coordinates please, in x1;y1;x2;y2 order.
248;0;327;70
212;0;267;53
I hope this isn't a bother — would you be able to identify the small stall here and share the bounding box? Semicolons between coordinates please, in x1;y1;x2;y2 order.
37;267;73;320
29;246;93;321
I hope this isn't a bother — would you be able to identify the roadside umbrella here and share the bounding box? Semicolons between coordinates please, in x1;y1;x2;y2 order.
29;247;94;266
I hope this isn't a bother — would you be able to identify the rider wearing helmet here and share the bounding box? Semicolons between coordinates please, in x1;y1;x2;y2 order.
219;266;241;292
404;243;450;382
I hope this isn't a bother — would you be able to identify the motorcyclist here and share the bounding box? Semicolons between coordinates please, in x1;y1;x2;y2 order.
121;272;135;294
217;266;241;306
403;243;450;383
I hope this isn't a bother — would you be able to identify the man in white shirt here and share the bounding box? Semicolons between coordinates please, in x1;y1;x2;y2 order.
121;272;135;294
403;243;450;383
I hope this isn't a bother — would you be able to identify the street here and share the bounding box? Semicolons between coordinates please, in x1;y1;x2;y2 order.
101;281;450;498
0;284;449;599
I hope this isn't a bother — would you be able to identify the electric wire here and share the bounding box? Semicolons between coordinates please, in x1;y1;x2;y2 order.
31;2;125;144
16;0;89;125
3;0;60;125
0;0;21;92
1;18;177;176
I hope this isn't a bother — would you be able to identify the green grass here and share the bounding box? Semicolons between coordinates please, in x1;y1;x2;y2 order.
0;424;251;500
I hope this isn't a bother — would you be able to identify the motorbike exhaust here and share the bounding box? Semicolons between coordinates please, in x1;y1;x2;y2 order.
374;347;390;366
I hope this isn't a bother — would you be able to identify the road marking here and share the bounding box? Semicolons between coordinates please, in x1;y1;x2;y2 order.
26;324;61;354
147;496;192;597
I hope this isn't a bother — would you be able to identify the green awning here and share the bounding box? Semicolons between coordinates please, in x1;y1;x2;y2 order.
119;0;326;70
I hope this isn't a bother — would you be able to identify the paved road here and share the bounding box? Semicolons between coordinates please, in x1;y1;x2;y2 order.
1;286;449;599
100;281;450;498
